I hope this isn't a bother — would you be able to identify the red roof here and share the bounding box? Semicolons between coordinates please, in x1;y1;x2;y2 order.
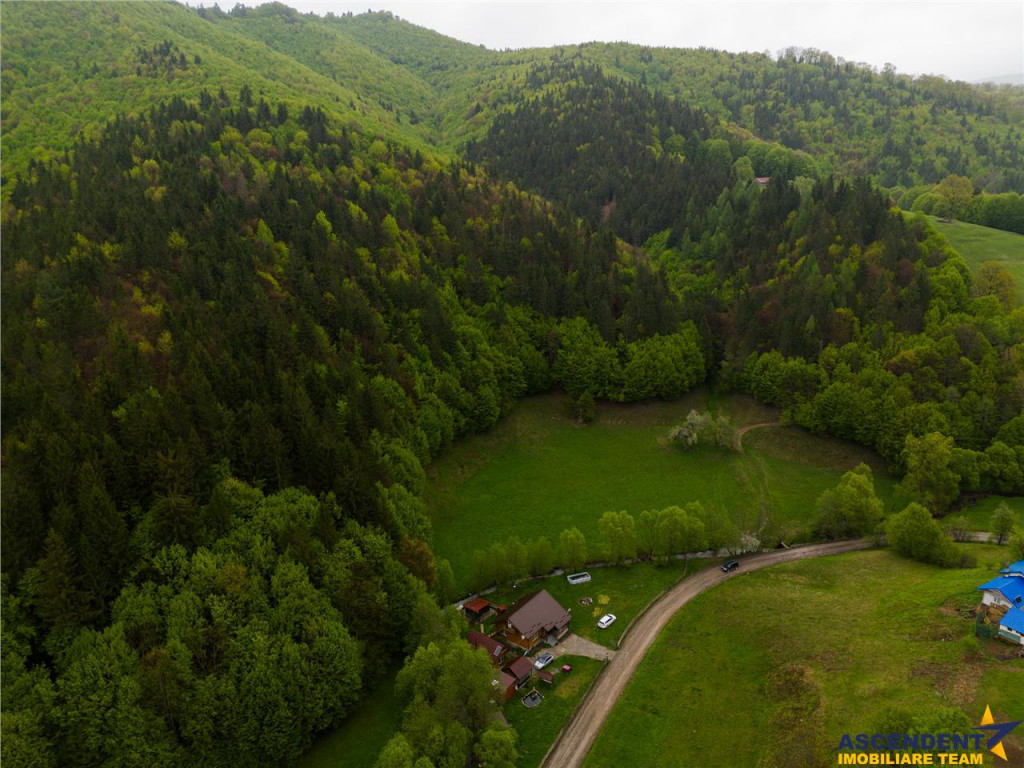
468;629;505;664
463;596;493;613
497;671;516;693
506;656;534;681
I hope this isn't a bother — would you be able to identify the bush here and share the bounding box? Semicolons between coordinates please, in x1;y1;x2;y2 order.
886;502;964;567
944;515;971;543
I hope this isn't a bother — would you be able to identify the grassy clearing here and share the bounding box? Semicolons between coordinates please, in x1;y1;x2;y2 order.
504;656;605;768
426;391;900;592
927;215;1024;305
948;495;1024;534
586;545;1024;768
297;669;402;768
485;558;714;648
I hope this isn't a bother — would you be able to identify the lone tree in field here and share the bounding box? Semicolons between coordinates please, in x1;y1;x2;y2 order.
886;502;961;567
991;503;1018;545
814;463;884;540
668;409;734;450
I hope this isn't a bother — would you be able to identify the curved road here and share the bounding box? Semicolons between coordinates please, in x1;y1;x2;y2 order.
540;539;873;768
733;420;782;452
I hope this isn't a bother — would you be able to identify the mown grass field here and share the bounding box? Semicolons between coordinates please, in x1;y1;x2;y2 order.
585;545;1024;768
948;495;1024;534
504;656;605;768
297;670;402;768
426;390;900;592
927;215;1024;305
486;558;715;648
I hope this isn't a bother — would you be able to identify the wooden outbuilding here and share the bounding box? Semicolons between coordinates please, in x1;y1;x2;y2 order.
494;589;571;651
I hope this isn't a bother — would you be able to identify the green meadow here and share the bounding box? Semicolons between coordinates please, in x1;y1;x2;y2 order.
950;495;1024;534
586;545;1024;768
297;670;403;768
928;216;1024;305
425;391;900;592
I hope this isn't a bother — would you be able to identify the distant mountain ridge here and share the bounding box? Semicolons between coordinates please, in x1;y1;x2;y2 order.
975;73;1024;87
3;1;1023;194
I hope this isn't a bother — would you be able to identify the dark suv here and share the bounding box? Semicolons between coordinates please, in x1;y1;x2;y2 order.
721;560;740;573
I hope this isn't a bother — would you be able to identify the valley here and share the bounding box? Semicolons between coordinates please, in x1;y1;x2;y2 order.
1;3;1022;767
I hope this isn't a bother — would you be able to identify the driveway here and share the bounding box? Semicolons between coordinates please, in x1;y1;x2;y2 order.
540;539;873;768
550;633;616;662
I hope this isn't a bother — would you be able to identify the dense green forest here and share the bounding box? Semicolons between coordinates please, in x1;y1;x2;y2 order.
5;3;1024;203
2;3;1023;768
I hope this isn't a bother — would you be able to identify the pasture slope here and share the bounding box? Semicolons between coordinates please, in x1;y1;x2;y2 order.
928;215;1024;305
426;390;900;592
542;539;873;768
584;544;1023;768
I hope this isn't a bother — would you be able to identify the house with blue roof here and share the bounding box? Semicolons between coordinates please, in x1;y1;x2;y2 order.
999;559;1024;576
999;607;1024;645
978;576;1024;610
976;563;1024;646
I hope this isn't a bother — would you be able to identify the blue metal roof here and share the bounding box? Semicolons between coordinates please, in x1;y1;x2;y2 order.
1000;607;1024;635
999;560;1024;575
978;576;1024;606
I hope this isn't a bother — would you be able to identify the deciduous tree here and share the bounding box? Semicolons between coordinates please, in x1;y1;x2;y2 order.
559;528;588;572
814;464;884;539
886;502;961;567
598;511;637;563
899;433;960;513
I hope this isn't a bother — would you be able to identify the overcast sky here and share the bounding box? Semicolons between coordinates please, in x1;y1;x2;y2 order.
230;0;1024;83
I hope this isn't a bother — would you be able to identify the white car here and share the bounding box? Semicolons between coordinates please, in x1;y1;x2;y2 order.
534;652;555;670
597;613;617;629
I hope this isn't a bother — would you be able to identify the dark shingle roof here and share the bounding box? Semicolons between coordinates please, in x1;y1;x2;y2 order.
468;629;504;663
497;589;571;638
506;655;534;680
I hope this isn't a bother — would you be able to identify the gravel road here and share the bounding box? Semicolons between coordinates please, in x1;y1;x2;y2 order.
540;538;873;768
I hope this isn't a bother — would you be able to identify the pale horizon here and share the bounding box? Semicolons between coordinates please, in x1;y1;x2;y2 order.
195;1;1024;85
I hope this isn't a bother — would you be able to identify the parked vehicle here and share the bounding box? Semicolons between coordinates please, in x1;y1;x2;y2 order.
566;572;591;585
534;652;555;670
721;560;740;572
597;613;617;629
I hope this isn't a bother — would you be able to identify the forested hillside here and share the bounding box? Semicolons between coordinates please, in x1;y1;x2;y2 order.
2;4;1023;768
5;2;1024;199
0;88;707;767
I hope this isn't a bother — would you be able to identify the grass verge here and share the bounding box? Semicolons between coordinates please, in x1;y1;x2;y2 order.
585;545;1024;768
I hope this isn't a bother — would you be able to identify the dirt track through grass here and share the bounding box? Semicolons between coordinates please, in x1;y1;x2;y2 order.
540;539;873;768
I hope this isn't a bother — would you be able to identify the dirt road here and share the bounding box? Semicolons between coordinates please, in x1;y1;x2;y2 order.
540;539;873;768
733;420;782;452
